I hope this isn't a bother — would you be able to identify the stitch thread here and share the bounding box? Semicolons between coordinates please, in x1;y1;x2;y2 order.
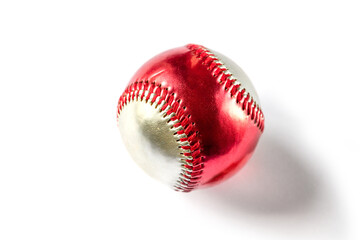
117;80;204;192
186;44;265;131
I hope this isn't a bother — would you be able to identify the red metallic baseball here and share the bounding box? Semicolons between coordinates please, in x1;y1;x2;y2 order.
117;44;264;192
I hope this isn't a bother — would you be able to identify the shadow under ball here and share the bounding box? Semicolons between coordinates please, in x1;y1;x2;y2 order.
117;44;264;192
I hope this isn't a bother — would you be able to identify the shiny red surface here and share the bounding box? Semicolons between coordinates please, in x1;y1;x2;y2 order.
125;45;263;188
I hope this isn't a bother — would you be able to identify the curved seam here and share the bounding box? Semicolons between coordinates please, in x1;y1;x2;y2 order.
117;80;204;192
186;44;265;131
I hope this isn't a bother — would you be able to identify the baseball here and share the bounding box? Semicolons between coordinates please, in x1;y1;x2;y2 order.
117;44;264;192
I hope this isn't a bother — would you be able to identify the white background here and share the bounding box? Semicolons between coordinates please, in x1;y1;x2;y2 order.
1;1;359;239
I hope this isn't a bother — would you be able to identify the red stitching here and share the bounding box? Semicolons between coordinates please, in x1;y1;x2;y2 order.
117;80;204;192
187;44;265;132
